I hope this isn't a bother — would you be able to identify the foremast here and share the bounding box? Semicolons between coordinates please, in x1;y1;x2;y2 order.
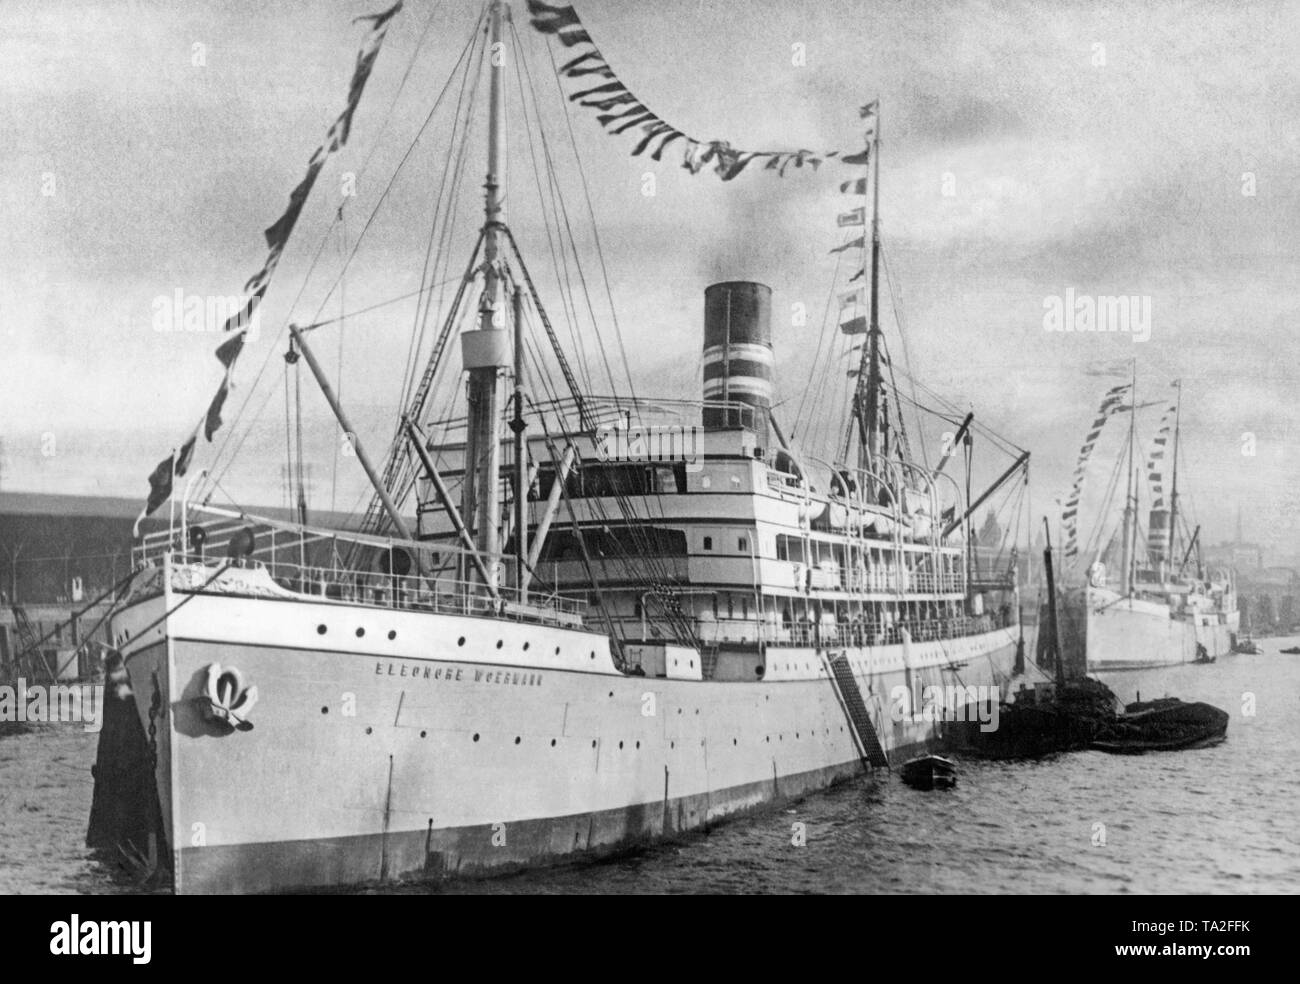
460;0;511;591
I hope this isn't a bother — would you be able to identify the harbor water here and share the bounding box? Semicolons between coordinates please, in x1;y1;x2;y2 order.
3;641;1297;895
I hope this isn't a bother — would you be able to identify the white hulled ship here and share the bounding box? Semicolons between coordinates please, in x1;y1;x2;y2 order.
94;0;1027;893
1056;375;1238;672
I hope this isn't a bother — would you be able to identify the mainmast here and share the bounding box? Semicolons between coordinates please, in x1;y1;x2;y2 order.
1167;379;1182;572
460;0;510;589
1120;361;1137;596
856;109;884;487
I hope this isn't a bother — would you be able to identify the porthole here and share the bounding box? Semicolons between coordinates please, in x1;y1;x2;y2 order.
523;642;530;651
591;739;597;748
388;630;397;640
635;741;640;749
420;730;427;738
473;733;480;742
556;647;561;655
671;741;675;749
457;636;465;646
321;706;329;714
317;624;327;635
356;627;365;638
589;651;596;660
550;739;557;747
514;736;521;745
365;726;373;735
618;741;624;749
496;640;503;649
732;738;737;746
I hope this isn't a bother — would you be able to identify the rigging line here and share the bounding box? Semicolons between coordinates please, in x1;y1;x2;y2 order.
791;242;846;441
399;18;479;415
881;240;928;469
1081;439;1127;562
198;3;448;505
283;358;295;515
334;18;490;538
538;32;637;408
807;321;849;461
376;79;478;526
403;7;488;410
523;29;609;398
305;12;486;340
878;332;915;466
294;342;307;522
331;207;347;514
510;23;595;397
891;390;964;424
893;368;1025;458
529;34;681;539
299;274;466;332
385;50;485;509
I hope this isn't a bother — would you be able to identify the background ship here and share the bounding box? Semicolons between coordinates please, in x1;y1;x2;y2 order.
90;0;1031;893
1051;372;1238;673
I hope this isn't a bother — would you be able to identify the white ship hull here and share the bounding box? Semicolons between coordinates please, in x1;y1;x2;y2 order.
108;579;1017;894
1083;586;1239;671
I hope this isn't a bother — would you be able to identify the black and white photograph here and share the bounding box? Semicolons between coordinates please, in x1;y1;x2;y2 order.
0;0;1294;932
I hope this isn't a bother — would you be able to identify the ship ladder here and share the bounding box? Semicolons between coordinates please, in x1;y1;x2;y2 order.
823;651;890;769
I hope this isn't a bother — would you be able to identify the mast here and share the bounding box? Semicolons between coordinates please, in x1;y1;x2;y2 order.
1042;517;1064;688
460;0;510;590
1120;361;1136;596
511;285;528;597
1167;379;1182;573
860;108;883;482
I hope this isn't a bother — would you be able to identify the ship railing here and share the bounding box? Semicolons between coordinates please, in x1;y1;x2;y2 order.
615;607;1016;650
829;569;965;595
427;394;761;438
139;548;583;627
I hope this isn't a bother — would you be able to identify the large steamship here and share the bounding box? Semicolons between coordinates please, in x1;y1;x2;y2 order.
95;0;1027;893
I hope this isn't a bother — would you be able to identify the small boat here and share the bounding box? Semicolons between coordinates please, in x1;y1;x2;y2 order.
900;754;958;790
1193;644;1216;664
1280;646;1300;655
1233;636;1263;655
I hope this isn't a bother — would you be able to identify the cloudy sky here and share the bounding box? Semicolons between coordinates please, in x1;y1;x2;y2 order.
2;0;1297;558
